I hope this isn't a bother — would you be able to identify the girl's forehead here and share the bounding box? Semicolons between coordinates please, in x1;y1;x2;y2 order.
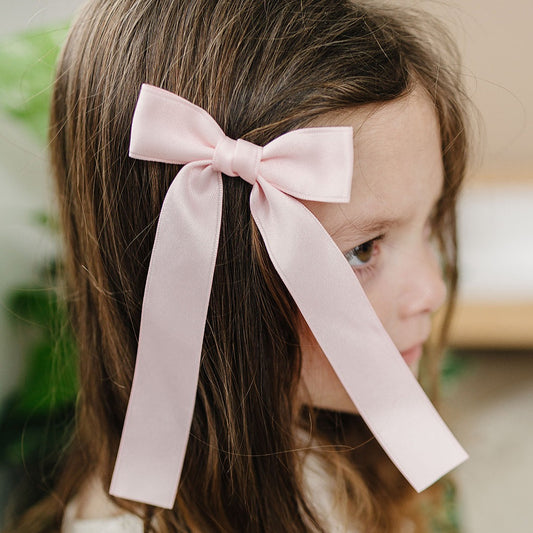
303;89;444;239
351;92;443;202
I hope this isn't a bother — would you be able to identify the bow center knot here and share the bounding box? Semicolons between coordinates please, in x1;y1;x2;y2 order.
212;136;262;185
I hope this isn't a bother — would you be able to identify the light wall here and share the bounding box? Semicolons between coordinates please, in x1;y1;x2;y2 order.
404;0;533;179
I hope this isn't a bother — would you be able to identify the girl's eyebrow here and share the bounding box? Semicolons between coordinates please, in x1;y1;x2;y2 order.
333;183;444;242
353;217;399;234
332;216;400;241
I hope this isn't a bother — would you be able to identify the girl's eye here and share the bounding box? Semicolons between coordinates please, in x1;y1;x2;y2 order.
344;236;381;268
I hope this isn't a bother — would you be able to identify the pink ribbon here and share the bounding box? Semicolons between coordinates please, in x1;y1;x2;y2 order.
109;84;467;508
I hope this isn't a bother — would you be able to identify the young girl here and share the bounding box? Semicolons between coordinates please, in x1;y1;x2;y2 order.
7;0;472;531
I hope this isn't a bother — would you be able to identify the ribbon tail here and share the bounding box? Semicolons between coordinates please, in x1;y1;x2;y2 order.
250;177;468;492
109;164;223;508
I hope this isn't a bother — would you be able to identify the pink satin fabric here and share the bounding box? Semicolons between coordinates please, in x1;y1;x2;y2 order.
109;84;467;508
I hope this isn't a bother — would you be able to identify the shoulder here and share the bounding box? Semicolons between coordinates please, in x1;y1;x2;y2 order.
61;477;144;533
301;445;361;533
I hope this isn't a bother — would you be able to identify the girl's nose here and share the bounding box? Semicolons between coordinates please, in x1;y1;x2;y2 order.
399;242;447;318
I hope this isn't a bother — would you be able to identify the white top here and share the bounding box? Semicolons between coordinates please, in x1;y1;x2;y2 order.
61;499;144;533
61;453;359;533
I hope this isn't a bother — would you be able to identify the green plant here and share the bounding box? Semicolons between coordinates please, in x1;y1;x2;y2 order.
0;226;78;521
0;23;76;520
0;25;68;141
0;256;77;466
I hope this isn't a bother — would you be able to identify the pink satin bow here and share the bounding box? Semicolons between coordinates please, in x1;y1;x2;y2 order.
109;84;467;508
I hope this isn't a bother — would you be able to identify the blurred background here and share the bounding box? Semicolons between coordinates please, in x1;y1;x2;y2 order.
0;1;531;532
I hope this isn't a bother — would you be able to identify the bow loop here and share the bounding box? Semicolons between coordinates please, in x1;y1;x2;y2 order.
127;84;353;201
212;137;262;185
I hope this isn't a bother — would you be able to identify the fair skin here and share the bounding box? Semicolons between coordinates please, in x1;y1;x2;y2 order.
298;88;447;413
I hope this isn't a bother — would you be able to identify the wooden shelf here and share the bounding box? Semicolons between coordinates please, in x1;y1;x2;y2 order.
448;172;533;350
445;302;533;349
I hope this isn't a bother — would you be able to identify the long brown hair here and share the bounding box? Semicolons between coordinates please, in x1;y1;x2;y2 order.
7;0;470;531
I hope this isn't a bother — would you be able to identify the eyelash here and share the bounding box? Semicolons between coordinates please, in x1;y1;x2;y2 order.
344;235;384;277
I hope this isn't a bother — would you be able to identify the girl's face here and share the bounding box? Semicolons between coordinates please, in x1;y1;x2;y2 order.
297;89;447;413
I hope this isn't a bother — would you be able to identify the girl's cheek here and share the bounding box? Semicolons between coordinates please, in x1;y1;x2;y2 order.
354;262;393;323
357;244;406;329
